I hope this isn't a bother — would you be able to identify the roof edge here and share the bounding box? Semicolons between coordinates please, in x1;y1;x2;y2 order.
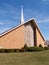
0;23;24;37
33;19;45;41
0;18;45;41
0;18;34;37
24;18;45;41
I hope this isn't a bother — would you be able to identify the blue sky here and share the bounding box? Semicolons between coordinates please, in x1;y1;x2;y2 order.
0;0;49;40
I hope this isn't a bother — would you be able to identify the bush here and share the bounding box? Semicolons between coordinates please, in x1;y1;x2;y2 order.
0;46;49;53
20;44;44;52
5;49;15;53
0;49;5;53
27;47;44;52
20;44;28;52
0;49;20;53
20;47;44;52
44;47;49;50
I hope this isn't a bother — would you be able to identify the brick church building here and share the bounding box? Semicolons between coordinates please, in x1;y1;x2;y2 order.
0;6;45;49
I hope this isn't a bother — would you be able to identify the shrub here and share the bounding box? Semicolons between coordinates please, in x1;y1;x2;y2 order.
20;44;44;52
20;44;28;52
44;47;49;50
0;49;5;53
27;47;44;52
5;49;15;53
0;49;20;53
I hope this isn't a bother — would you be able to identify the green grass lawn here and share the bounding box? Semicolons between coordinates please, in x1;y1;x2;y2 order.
0;50;49;65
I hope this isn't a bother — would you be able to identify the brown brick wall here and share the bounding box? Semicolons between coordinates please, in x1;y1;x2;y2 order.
0;25;25;49
0;22;45;49
36;28;45;47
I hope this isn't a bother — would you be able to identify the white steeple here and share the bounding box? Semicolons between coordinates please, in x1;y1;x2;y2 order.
20;5;24;24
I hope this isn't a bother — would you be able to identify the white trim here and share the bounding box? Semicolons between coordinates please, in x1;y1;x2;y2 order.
34;19;45;41
0;23;24;36
0;18;45;41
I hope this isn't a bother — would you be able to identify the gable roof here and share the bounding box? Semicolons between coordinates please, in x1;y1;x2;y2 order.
27;18;45;41
0;18;45;41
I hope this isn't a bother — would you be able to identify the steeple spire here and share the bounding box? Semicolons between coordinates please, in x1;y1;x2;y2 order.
21;5;24;24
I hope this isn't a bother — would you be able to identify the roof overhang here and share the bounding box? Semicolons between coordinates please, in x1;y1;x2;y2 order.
25;18;45;41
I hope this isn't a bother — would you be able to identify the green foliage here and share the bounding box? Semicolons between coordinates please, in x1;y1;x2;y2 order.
0;44;49;53
0;49;20;53
20;44;44;52
20;44;28;52
0;49;5;53
27;47;44;52
44;47;49;50
5;49;14;53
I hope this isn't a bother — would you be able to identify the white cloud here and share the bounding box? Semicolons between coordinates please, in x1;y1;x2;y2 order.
36;17;49;23
42;0;49;5
42;0;49;4
12;16;19;20
0;2;18;17
0;20;13;25
26;9;49;23
42;0;49;2
28;9;49;23
0;22;5;25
